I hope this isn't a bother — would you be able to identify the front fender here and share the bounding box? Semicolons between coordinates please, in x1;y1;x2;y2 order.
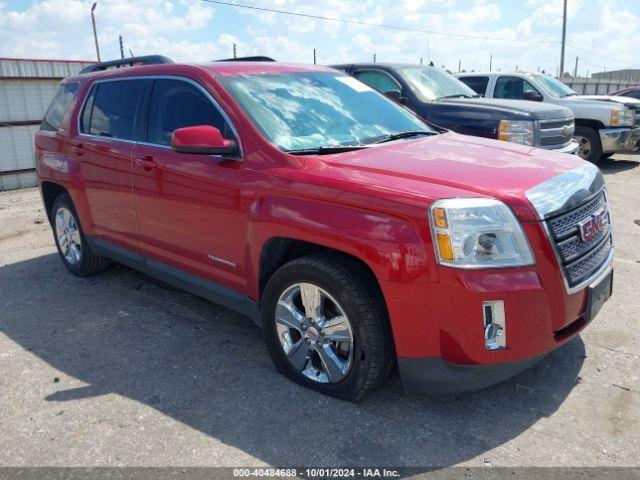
246;195;431;293
245;195;437;357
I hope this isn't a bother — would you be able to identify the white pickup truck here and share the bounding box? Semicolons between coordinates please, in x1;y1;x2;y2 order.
457;71;640;163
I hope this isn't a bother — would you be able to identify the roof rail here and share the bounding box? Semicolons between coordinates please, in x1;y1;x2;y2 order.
214;56;276;62
79;55;173;74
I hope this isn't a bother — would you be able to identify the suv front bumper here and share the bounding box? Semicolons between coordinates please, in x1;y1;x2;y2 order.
398;354;547;394
599;126;640;153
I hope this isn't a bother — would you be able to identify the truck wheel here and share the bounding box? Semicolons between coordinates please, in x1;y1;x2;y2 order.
574;126;602;164
51;194;111;276
261;253;394;401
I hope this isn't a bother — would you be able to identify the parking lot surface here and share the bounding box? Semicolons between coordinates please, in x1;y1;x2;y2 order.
0;156;639;468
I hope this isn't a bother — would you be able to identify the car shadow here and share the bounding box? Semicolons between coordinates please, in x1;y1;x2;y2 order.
0;254;586;467
600;156;639;175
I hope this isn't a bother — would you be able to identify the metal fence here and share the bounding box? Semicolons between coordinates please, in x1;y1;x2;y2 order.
0;58;94;191
562;77;638;95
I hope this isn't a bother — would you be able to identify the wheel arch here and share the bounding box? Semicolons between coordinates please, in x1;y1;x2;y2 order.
41;181;70;224
574;118;605;130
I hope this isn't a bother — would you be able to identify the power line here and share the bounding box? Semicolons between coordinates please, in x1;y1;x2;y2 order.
565;43;636;69
200;0;558;45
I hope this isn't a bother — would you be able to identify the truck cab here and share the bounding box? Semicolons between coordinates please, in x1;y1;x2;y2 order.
457;71;640;163
332;63;578;155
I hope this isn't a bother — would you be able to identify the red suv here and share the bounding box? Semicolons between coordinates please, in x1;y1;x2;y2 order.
36;56;613;400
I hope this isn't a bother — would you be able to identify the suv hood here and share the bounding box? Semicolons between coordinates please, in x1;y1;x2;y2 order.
323;132;585;222
440;97;572;120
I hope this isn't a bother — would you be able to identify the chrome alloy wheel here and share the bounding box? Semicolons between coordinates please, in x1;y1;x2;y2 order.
55;207;82;265
575;135;591;160
275;283;354;384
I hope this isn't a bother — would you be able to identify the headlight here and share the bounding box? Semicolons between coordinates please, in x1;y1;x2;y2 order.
498;120;535;146
429;198;535;269
610;108;634;127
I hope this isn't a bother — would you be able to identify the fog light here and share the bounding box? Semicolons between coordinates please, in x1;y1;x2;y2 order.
483;300;506;350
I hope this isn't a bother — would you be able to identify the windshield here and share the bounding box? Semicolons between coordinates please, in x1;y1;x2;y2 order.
529;74;577;98
398;67;477;101
217;72;431;152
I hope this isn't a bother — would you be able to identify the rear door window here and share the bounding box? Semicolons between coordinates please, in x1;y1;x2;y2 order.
494;76;539;100
41;83;79;131
458;76;489;95
353;70;402;93
146;79;229;146
81;80;145;140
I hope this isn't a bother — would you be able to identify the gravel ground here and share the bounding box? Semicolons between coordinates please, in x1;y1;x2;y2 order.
0;155;638;468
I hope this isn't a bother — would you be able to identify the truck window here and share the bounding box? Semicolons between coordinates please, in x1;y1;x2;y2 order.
494;76;539;100
458;76;489;95
41;83;79;131
354;70;402;93
81;80;145;140
146;79;229;146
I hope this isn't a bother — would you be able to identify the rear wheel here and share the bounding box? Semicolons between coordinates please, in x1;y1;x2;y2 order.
574;126;602;164
51;194;111;276
261;254;394;401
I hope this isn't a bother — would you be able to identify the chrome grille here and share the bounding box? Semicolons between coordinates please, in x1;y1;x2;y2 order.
544;190;612;289
538;117;574;150
548;191;608;239
565;237;612;286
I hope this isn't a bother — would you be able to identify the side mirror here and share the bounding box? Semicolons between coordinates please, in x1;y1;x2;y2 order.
523;90;543;102
171;125;239;156
384;89;407;104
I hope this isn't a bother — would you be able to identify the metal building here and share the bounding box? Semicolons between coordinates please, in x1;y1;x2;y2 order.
0;58;94;191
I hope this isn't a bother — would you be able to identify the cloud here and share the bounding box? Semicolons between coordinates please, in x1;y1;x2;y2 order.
0;0;636;75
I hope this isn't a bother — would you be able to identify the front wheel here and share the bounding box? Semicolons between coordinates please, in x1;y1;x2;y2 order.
574;126;603;164
260;254;394;401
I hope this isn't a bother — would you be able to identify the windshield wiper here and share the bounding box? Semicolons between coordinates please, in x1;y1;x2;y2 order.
561;93;578;97
285;145;370;155
439;94;471;99
373;130;436;144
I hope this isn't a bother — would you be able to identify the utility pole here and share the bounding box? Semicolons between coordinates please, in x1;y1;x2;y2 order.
313;48;316;65
373;53;376;63
559;0;567;77
233;43;237;59
91;2;101;62
489;54;493;72
458;60;461;73
574;56;579;78
419;57;423;66
119;35;124;59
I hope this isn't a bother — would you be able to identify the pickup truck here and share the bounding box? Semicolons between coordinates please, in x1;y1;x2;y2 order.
36;56;613;400
457;72;640;163
331;63;579;155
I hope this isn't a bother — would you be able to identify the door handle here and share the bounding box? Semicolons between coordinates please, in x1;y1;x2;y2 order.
71;143;86;156
135;156;158;171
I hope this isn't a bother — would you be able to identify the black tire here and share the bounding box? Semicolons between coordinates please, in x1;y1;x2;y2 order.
574;126;602;164
261;253;394;401
51;194;111;276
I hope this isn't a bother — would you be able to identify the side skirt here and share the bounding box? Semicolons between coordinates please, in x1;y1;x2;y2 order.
87;237;261;326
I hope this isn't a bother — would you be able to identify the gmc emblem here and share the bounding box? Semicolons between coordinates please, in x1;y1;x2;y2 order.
578;208;609;242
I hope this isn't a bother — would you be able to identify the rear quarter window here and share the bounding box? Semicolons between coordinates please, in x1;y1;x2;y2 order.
458;76;489;95
40;83;79;131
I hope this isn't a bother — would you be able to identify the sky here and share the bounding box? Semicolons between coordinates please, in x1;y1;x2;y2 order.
0;0;637;77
